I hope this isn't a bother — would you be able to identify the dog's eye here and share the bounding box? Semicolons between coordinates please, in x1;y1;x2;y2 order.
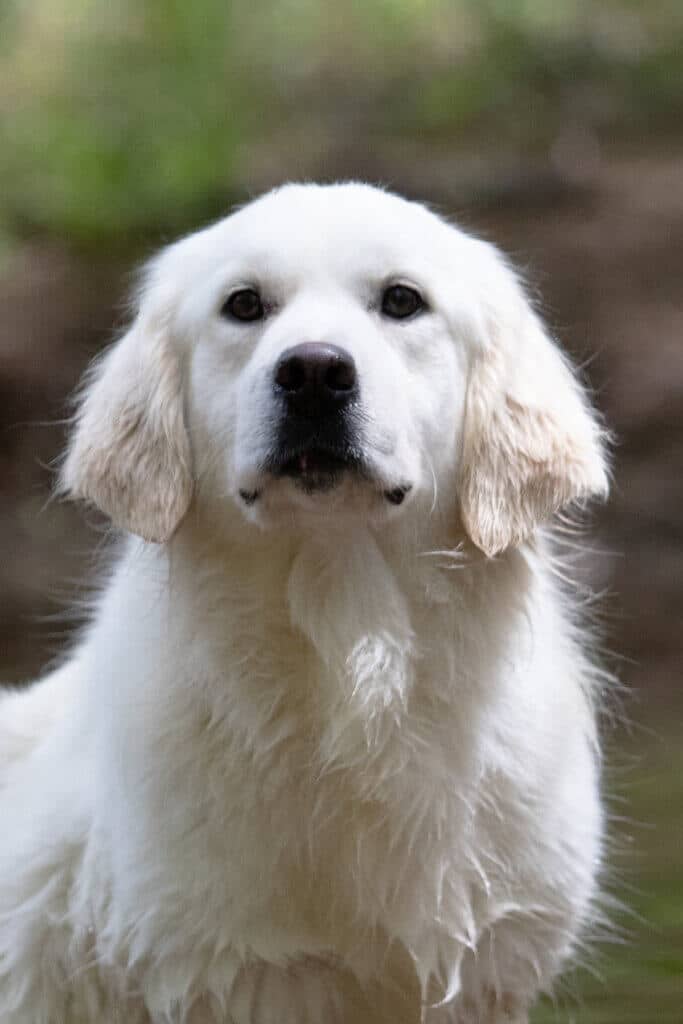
381;284;424;320
222;288;264;323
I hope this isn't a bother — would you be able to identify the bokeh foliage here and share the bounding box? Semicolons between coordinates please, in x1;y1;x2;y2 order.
0;0;681;243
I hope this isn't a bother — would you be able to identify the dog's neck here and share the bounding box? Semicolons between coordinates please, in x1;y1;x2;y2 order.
140;508;525;768
170;510;421;699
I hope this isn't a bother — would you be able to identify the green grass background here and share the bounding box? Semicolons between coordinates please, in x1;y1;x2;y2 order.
533;725;683;1022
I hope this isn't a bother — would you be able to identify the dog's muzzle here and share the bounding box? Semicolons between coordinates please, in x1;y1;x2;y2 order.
238;342;413;508
266;342;364;492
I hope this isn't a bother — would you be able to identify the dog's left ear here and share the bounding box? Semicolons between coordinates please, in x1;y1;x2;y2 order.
60;270;193;543
459;247;608;557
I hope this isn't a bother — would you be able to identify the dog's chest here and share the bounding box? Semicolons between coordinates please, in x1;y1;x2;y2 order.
169;625;479;952
91;547;526;974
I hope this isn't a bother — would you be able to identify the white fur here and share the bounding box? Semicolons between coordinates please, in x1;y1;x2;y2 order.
0;184;609;1023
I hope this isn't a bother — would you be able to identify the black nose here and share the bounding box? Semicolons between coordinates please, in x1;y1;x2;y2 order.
274;343;358;416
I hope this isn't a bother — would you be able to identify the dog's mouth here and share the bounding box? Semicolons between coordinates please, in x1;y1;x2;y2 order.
271;445;364;493
239;437;413;508
237;450;413;509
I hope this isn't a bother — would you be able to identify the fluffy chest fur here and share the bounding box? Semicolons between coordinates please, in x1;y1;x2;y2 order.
70;523;595;1002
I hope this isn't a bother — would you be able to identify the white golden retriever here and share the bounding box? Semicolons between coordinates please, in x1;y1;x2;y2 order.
0;184;609;1023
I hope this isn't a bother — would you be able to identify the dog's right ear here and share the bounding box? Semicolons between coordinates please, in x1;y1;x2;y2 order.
60;271;193;543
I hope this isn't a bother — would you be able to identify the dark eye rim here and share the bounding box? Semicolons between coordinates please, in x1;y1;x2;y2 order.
220;287;265;323
380;283;426;320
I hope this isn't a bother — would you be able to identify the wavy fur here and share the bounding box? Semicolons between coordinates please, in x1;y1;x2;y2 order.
0;183;610;1023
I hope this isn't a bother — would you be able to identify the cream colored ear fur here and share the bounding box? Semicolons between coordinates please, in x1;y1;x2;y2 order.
460;254;608;557
61;303;193;543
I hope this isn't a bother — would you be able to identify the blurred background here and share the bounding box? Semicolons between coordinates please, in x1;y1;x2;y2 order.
0;1;681;1019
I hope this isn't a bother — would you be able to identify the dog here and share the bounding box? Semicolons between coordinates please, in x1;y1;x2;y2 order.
0;183;609;1023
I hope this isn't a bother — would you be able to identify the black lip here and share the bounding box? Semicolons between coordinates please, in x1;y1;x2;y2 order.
266;400;367;492
384;483;412;505
265;443;365;493
279;448;359;477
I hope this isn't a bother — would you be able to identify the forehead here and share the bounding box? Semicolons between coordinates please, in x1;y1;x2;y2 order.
175;184;460;287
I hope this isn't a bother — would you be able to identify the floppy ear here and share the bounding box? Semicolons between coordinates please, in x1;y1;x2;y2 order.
60;293;193;543
459;250;608;557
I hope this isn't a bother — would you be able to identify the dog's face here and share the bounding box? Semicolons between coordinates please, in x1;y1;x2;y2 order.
62;184;608;554
185;185;469;527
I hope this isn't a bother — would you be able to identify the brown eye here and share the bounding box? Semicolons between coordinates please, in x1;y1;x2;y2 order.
381;284;424;320
222;288;264;323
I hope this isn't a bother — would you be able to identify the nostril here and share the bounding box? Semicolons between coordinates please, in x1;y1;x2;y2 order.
325;358;356;393
276;356;306;392
274;343;357;404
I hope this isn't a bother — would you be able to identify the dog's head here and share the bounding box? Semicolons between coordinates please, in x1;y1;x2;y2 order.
62;183;608;554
